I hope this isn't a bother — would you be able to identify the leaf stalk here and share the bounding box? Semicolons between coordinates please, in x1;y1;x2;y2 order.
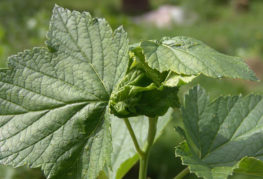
139;117;158;179
123;117;158;179
123;118;144;156
174;167;190;179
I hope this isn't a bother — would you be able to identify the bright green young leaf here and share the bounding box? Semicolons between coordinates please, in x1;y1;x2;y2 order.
0;5;129;179
108;109;173;179
139;36;257;81
175;86;263;179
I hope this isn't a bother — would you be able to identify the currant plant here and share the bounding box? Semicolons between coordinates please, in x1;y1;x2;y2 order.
0;5;262;179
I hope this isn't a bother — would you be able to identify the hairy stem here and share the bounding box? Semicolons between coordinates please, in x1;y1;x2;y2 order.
139;117;158;179
174;167;190;179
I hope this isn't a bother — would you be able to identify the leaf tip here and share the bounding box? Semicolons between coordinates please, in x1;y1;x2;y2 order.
250;74;260;82
175;126;186;138
53;4;63;13
187;85;205;98
114;25;127;37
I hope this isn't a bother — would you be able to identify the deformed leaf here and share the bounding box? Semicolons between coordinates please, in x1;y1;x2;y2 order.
129;44;167;86
0;5;129;179
109;68;179;118
130;44;196;88
139;36;257;81
176;86;263;179
162;72;196;87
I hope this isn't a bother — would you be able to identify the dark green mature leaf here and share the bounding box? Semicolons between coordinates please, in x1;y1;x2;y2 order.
139;36;257;81
108;109;173;179
176;86;263;179
0;5;129;179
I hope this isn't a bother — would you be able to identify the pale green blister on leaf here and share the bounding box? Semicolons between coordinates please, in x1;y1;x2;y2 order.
162;72;196;87
109;68;179;118
175;86;263;179
0;5;129;179
129;45;166;86
110;46;180;118
140;36;257;81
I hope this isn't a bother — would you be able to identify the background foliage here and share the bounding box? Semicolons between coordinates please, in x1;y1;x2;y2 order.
0;0;262;178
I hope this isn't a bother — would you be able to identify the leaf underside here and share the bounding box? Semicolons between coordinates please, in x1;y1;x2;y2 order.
0;5;129;179
176;86;263;179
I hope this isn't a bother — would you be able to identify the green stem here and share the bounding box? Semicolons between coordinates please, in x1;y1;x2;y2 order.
139;117;158;179
123;117;158;179
123;118;144;156
174;167;190;179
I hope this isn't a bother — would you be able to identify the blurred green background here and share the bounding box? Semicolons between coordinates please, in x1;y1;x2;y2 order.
0;0;263;178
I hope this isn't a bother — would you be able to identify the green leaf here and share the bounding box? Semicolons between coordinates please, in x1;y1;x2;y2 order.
0;5;129;179
0;165;44;179
139;36;257;81
108;109;173;179
162;72;196;87
109;68;179;117
232;157;263;178
175;86;263;179
130;44;196;88
129;44;167;86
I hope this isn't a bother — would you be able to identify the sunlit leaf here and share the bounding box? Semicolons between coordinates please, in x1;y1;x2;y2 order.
0;5;129;179
176;86;263;179
139;36;257;81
